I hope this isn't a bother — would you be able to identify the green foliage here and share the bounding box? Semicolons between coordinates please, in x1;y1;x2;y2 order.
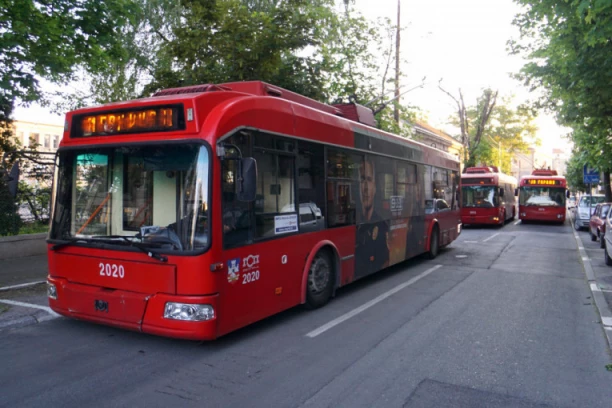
510;0;612;196
565;153;588;193
0;177;21;236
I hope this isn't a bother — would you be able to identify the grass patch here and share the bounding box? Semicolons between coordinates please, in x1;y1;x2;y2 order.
0;283;47;300
18;221;49;235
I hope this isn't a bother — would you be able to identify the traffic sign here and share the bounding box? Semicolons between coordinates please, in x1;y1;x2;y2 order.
583;165;600;184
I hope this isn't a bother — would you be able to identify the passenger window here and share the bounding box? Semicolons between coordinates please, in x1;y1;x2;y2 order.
327;149;359;227
252;148;296;239
222;158;253;249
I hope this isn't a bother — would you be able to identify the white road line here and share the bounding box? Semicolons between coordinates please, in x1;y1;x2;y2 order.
590;283;601;292
0;299;59;317
464;240;478;243
306;264;443;338
482;233;500;243
513;220;521;225
602;317;612;327
0;281;46;292
582;257;590;262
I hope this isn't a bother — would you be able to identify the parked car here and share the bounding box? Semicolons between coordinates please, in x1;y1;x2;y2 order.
567;196;577;209
603;206;612;266
574;195;606;230
589;202;611;248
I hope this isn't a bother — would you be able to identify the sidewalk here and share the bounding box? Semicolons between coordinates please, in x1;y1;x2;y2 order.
0;254;48;287
572;225;612;348
0;283;59;331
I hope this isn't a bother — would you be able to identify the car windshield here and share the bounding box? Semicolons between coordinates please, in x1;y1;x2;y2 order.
50;143;210;252
461;185;498;208
601;205;610;218
519;187;565;206
579;196;606;207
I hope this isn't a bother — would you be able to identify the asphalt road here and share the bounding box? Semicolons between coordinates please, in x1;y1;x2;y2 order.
1;219;611;408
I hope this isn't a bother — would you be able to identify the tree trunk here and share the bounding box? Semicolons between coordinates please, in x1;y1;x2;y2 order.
603;170;612;202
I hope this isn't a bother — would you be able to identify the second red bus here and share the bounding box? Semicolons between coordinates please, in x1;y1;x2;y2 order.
461;166;517;226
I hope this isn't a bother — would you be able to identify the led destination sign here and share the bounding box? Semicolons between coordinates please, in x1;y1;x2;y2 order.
73;105;184;137
525;179;561;186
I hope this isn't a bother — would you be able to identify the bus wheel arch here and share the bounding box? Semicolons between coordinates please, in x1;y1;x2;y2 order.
301;241;339;308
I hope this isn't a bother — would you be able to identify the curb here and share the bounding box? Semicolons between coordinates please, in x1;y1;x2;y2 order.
571;228;612;349
0;316;47;330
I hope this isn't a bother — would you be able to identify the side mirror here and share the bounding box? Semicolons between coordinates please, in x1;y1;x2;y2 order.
237;157;257;202
499;187;505;197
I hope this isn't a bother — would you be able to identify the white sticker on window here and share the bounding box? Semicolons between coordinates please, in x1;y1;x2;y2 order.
274;214;298;234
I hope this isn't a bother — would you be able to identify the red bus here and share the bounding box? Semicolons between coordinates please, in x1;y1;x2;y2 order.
460;166;517;226
517;169;568;223
46;81;461;340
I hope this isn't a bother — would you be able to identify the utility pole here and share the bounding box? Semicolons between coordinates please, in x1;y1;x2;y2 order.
394;0;401;125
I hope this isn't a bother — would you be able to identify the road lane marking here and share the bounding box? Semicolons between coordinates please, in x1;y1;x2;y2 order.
0;281;46;292
455;255;468;258
306;264;443;338
582;257;589;261
590;283;601;292
602;317;612;327
513;220;521;225
0;299;60;317
482;233;500;242
464;241;478;243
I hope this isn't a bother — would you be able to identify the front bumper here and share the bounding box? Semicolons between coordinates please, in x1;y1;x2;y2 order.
47;276;219;340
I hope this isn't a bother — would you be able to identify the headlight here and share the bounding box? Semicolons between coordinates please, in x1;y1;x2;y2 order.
47;282;57;300
164;302;215;321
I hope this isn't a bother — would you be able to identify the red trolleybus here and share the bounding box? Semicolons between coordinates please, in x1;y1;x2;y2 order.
460;166;517;226
517;169;568;223
47;81;461;340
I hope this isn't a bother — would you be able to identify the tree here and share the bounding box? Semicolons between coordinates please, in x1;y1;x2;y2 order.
510;0;612;198
565;153;588;195
438;86;498;168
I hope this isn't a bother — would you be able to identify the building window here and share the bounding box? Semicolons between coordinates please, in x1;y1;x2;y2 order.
30;133;40;147
53;135;59;149
44;134;50;148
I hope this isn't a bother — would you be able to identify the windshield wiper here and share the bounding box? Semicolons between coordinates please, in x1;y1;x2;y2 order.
51;235;168;263
93;235;168;263
50;238;95;251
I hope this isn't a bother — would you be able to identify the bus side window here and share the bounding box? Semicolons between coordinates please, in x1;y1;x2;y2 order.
222;159;253;248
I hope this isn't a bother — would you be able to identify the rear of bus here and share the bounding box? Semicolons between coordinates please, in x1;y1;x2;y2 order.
460;168;505;225
518;170;567;223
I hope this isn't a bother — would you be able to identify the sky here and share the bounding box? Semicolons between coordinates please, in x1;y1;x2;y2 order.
13;0;571;154
352;0;572;154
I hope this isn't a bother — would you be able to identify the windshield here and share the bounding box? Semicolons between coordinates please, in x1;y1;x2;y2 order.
579;196;606;207
50;143;210;252
461;185;498;208
519;187;565;206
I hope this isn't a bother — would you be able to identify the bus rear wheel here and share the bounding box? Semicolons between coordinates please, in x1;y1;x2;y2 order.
426;226;440;259
305;250;334;309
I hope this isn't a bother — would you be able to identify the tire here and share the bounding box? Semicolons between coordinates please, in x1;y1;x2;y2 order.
305;250;334;309
426;226;440;260
605;244;612;266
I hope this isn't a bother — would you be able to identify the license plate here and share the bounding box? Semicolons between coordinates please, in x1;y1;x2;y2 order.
95;299;109;313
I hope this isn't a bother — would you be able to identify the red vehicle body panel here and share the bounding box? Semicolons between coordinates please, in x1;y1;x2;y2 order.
47;81;461;340
460;167;517;226
518;170;567;223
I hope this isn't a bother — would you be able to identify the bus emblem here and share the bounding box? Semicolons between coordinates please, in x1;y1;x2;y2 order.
227;258;240;283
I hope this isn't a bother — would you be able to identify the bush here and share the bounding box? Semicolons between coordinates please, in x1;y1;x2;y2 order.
0;181;21;236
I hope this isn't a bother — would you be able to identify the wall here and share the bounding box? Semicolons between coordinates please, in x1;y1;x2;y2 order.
0;233;47;260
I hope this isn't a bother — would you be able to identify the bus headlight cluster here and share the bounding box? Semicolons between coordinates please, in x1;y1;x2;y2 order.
164;302;215;321
47;282;57;300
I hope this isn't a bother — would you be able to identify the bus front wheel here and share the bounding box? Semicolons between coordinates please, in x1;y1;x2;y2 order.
426;226;440;259
305;250;334;309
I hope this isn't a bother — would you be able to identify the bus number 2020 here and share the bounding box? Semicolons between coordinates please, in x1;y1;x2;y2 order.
242;270;260;284
99;263;125;279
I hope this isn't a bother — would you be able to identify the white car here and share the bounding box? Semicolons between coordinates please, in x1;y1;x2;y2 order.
574;195;606;230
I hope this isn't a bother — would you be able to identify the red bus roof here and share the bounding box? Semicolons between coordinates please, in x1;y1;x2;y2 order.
461;166;517;186
61;81;459;170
